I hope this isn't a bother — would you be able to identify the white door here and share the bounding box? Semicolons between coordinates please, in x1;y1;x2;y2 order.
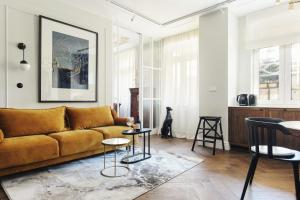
141;37;161;133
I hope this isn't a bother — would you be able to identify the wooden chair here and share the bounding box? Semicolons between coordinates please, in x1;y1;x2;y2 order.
241;117;300;200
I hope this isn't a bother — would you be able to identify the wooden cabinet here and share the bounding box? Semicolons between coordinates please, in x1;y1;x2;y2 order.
229;107;266;147
130;88;139;121
229;107;300;150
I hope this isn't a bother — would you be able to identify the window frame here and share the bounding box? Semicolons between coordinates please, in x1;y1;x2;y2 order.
285;43;300;105
252;46;285;105
252;43;300;105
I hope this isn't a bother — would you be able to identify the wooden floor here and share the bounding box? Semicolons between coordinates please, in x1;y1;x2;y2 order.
0;135;297;200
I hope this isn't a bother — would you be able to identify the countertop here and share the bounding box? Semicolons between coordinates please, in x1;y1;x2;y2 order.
229;105;300;109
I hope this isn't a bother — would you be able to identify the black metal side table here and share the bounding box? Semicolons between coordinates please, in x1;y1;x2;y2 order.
121;128;152;164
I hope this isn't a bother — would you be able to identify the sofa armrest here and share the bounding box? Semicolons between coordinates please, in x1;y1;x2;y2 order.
114;117;130;126
0;129;4;143
111;108;118;119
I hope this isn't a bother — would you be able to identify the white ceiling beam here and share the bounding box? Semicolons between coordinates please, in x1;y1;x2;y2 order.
107;0;238;26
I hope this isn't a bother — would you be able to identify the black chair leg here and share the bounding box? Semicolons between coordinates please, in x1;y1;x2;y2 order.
219;121;225;151
191;119;201;151
241;156;258;200
213;128;217;155
191;131;198;151
292;162;300;200
203;120;206;147
249;157;259;185
221;136;225;151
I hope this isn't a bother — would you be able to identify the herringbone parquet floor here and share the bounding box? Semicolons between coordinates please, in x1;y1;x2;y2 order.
0;135;297;200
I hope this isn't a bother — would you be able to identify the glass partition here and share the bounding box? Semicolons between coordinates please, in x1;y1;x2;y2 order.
141;37;161;132
112;26;140;117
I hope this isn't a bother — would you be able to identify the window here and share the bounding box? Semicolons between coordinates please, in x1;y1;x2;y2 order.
291;43;300;100
258;46;280;101
253;43;300;104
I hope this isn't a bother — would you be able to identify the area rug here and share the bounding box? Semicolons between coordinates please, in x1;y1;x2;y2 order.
1;149;203;200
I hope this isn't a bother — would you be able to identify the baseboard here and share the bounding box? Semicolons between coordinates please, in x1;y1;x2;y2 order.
156;133;231;151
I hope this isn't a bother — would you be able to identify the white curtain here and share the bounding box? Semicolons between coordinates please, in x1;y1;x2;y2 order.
115;48;136;117
161;29;199;139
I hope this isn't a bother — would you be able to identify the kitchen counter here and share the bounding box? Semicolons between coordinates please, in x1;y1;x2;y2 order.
229;105;300;109
228;106;300;150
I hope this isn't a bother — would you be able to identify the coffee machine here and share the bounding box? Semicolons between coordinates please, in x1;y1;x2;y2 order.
248;94;256;106
236;94;256;106
236;94;248;106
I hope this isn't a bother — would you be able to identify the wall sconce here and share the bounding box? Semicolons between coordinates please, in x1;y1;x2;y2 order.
17;43;30;71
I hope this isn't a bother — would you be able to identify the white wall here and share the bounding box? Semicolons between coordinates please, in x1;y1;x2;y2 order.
228;10;239;106
199;9;238;150
0;4;6;107
0;0;112;108
237;4;300;96
237;17;252;95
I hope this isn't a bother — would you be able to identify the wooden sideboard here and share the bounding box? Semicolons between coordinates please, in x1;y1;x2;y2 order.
228;106;300;150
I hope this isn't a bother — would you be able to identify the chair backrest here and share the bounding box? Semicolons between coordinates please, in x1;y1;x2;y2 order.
245;117;291;158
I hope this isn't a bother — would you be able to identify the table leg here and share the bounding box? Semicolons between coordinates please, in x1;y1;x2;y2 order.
127;144;129;168
148;131;150;155
114;146;117;176
132;135;135;155
143;132;146;158
104;145;106;169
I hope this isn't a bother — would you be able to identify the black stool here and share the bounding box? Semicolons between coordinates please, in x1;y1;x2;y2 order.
191;116;225;155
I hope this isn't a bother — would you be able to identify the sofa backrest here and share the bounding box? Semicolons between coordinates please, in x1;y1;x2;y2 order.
66;106;114;130
0;107;66;137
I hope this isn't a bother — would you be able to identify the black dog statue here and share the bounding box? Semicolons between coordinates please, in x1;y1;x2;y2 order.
161;107;173;138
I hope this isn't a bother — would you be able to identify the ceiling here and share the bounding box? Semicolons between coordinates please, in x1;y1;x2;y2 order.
110;0;232;25
56;0;290;38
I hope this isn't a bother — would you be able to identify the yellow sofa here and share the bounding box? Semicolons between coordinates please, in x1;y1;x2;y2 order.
0;106;132;177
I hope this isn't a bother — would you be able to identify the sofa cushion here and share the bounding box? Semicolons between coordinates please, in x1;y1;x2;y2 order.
49;130;103;156
0;107;66;137
66;106;114;130
92;126;132;139
0;135;59;169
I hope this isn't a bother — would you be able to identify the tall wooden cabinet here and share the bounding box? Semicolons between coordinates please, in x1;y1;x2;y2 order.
130;88;139;121
229;107;300;150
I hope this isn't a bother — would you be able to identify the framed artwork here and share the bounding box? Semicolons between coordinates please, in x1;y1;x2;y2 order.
39;16;98;102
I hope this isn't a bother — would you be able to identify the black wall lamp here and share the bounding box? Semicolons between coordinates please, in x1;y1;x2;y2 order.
18;43;30;71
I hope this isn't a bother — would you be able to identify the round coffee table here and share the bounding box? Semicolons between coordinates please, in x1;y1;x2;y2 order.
101;138;130;177
121;128;152;164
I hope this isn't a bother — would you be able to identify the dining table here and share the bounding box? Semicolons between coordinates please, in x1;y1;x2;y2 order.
280;121;300;137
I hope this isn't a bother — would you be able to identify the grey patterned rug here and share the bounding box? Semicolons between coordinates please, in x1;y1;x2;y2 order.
1;149;203;200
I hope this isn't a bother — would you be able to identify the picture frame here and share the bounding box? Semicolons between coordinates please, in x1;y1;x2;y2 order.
39;15;98;102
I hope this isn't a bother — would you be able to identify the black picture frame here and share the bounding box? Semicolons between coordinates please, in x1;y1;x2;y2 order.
39;15;98;102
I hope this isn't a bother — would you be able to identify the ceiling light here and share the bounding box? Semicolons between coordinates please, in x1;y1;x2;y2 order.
276;0;300;10
289;1;295;9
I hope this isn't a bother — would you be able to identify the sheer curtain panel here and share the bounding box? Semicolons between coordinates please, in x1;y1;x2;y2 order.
116;48;137;117
161;30;199;139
